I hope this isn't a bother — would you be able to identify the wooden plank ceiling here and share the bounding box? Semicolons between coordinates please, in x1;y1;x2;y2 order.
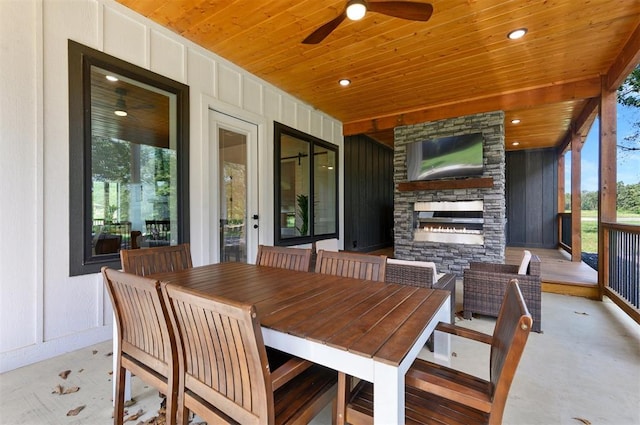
116;0;640;151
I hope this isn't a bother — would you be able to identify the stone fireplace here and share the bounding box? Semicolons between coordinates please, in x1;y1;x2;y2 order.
393;111;506;276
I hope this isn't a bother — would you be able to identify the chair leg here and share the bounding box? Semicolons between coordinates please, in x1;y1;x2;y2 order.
113;365;126;425
334;372;351;425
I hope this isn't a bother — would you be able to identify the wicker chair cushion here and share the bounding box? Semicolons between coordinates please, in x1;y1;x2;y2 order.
387;258;439;284
518;250;532;275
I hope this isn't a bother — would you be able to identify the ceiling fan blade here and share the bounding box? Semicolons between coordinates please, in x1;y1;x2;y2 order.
367;1;433;21
302;11;347;44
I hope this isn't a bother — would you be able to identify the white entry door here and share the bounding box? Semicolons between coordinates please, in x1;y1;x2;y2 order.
208;109;259;263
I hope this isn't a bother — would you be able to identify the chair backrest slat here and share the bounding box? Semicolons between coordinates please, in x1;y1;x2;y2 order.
163;285;273;425
256;245;312;272
489;279;533;423
120;243;193;276
315;250;387;281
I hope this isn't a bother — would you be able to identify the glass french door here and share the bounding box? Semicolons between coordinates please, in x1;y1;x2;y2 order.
209;110;258;263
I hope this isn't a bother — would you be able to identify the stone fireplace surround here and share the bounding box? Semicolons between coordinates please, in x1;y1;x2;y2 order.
393;111;506;276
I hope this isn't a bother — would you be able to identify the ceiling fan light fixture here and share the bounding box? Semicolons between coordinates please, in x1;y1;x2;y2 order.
507;28;527;40
114;94;128;116
346;0;367;21
114;109;128;117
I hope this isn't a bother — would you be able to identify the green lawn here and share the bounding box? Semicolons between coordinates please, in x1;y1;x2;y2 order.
577;210;640;253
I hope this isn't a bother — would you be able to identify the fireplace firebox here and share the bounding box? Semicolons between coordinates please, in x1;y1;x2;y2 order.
413;201;484;245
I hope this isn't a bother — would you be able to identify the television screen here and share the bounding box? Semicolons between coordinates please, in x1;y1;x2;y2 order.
406;133;484;181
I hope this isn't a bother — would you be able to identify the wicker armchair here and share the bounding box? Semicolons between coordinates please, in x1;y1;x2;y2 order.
386;259;457;351
463;253;541;332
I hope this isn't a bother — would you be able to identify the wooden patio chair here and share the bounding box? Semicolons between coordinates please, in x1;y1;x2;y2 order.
102;267;178;425
314;249;387;281
162;283;338;425
256;244;312;272
120;243;193;276
336;279;533;425
463;251;542;332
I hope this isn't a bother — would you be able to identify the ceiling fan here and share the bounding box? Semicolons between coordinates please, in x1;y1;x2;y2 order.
302;0;433;44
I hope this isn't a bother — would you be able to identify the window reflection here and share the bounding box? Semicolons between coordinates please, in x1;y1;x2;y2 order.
274;122;338;245
90;66;178;255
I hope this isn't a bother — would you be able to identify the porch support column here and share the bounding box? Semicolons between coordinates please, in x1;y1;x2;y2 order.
598;77;617;299
570;134;582;262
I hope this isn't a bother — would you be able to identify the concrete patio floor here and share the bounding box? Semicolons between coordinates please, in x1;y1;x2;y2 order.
1;285;638;425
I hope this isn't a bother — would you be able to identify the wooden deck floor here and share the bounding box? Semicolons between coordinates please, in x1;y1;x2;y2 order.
505;247;598;286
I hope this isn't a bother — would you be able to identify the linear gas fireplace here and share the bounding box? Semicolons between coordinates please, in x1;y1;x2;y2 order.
413;201;484;245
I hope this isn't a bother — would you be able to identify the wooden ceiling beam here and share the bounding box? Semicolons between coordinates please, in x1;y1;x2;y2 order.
606;21;640;90
558;97;599;154
343;77;601;135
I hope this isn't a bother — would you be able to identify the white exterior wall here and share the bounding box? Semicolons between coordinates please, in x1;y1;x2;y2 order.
0;0;343;373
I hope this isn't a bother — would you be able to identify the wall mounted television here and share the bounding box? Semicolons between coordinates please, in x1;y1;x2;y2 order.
406;132;484;181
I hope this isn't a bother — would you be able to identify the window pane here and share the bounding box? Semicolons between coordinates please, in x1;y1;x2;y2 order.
314;144;337;235
280;134;310;239
90;66;178;256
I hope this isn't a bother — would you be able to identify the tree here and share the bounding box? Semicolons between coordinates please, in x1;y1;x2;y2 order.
617;64;640;153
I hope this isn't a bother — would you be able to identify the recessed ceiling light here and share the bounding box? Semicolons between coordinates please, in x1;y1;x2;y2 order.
339;79;351;87
512;141;520;146
511;119;521;124
114;110;128;117
106;75;119;82
507;28;527;40
346;0;367;21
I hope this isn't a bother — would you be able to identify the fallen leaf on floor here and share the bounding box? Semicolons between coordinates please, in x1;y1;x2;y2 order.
105;352;113;357
78;368;84;373
124;408;144;422
63;386;80;394
92;350;98;355
572;417;591;425
124;399;137;407
574;311;589;316
59;370;71;379
66;405;85;416
452;352;458;357
52;384;64;394
108;371;113;375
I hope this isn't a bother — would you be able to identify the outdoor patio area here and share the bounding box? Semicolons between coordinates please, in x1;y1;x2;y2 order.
1;283;638;425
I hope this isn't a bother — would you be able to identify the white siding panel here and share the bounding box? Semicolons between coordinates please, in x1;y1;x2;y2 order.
310;114;323;139
187;48;215;96
0;0;39;354
297;105;311;134
264;87;281;121
243;76;263;116
103;6;148;68
218;63;242;107
282;98;297;127
150;29;186;83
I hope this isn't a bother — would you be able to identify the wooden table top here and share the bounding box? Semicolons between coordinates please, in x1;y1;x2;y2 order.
152;262;449;366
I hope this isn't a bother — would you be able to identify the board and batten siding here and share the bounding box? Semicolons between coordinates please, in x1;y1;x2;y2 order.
0;0;342;373
343;135;394;252
506;148;558;248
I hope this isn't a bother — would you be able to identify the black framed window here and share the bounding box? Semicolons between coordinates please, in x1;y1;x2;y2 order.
274;122;338;245
68;40;189;276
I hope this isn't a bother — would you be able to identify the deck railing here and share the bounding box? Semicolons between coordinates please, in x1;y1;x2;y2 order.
558;212;572;253
602;222;640;325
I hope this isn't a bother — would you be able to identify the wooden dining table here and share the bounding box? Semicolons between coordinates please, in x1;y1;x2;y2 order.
142;262;451;424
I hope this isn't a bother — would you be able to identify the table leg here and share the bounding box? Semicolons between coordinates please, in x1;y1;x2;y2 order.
373;361;404;425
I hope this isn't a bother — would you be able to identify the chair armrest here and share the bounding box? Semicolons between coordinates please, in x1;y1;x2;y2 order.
270;358;313;391
433;273;456;291
435;322;493;345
